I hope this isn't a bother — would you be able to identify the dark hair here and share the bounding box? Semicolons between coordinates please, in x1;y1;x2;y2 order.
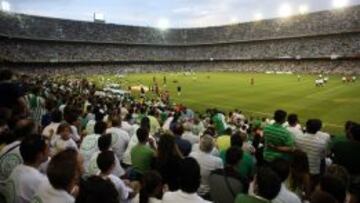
47;149;80;190
157;133;181;161
310;191;337;203
287;114;298;126
20;134;47;163
326;164;350;187
139;171;163;203
97;151;115;172
319;175;346;203
256;167;281;200
225;147;243;166
51;110;63;123
306;119;322;134
351;123;360;141
274;110;287;124
137;127;149;143
98;134;112;152
94;121;107;135
179;157;201;193
140;117;150;131
224;128;232;135
231;132;243;147
94;111;105;122
14;119;36;140
0;69;13;81
76;176;118;203
110;116;121;127
270;158;290;182
172;123;184;136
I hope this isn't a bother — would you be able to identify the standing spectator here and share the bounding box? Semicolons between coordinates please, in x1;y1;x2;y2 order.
133;171;163;203
263;110;294;162
295;119;330;187
162;157;210;203
286;114;303;139
190;135;223;198
172;123;192;157
106;116;130;161
182;122;199;145
50;123;78;156
42;110;62;139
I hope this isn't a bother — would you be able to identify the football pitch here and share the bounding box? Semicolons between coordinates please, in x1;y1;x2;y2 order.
88;72;360;134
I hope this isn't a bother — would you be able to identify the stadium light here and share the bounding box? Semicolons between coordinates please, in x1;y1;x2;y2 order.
230;17;238;23
253;12;263;21
278;3;293;18
157;18;170;30
93;12;105;23
332;0;349;9
299;5;309;14
1;1;11;12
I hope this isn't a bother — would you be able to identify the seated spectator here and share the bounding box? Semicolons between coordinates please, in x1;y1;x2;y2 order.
316;175;346;203
42;110;62;139
310;191;337;203
97;150;133;202
182;122;199;145
326;164;350;187
76;175;119;203
153;133;182;191
32;148;84;203
133;171;163;203
172;123;192;157
106;116;130;162
5;134;48;203
235;167;281;203
287;150;311;201
131;128;156;180
332;122;360;177
295;119;330;186
270;158;301;203
80;121;107;170
86;134;124;178
215;127;232;151
209;147;247;203
190;134;223;198
219;133;254;181
50;123;78;156
263;110;294;162
162;157;209;203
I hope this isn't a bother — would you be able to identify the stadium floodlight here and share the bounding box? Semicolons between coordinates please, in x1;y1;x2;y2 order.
332;0;349;9
157;18;170;31
230;17;238;23
93;12;105;23
299;5;309;14
253;12;263;21
1;1;11;12
278;3;293;18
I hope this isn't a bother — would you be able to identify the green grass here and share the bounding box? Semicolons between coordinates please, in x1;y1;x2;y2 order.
87;72;360;135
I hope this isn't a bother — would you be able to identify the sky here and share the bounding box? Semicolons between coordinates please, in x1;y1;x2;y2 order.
1;0;360;28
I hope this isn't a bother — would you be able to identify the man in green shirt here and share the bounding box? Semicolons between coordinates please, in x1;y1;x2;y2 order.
263;110;294;162
131;127;156;176
235;167;281;203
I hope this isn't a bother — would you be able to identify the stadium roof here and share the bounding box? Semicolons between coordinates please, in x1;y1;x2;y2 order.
1;0;360;28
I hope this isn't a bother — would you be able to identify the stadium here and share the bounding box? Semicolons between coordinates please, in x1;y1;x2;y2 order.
0;0;359;203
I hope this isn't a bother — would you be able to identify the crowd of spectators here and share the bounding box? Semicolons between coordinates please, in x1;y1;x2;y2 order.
0;69;359;203
0;6;359;45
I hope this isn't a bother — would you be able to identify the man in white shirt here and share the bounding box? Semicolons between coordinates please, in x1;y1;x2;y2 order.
85;111;105;135
42;110;62;139
295;119;330;176
163;157;210;203
80;121;107;170
270;159;302;203
189;135;223;197
97;151;133;202
182;122;199;145
106;116;130;161
286;114;303;139
31;149;84;203
5;135;49;203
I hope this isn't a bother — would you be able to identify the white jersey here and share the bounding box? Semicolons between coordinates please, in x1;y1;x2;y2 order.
31;179;74;203
106;127;130;161
5;164;46;203
50;136;78;156
86;151;125;178
106;174;132;202
0;141;23;192
79;134;100;169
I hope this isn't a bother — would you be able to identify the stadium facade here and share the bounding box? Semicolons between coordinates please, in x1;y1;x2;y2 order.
0;5;359;74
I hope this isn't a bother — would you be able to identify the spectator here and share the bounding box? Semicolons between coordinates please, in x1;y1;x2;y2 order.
76;176;119;203
310;191;337;203
286;114;303;139
50;122;78;155
235;167;282;203
182;122;199;145
172;123;192;157
215;127;232;151
133;171;163;203
5;134;48;203
316;175;346;203
263;110;294;162
42;110;62;139
32;148;84;203
190;134;223;198
162;157;209;203
106;116;130;161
